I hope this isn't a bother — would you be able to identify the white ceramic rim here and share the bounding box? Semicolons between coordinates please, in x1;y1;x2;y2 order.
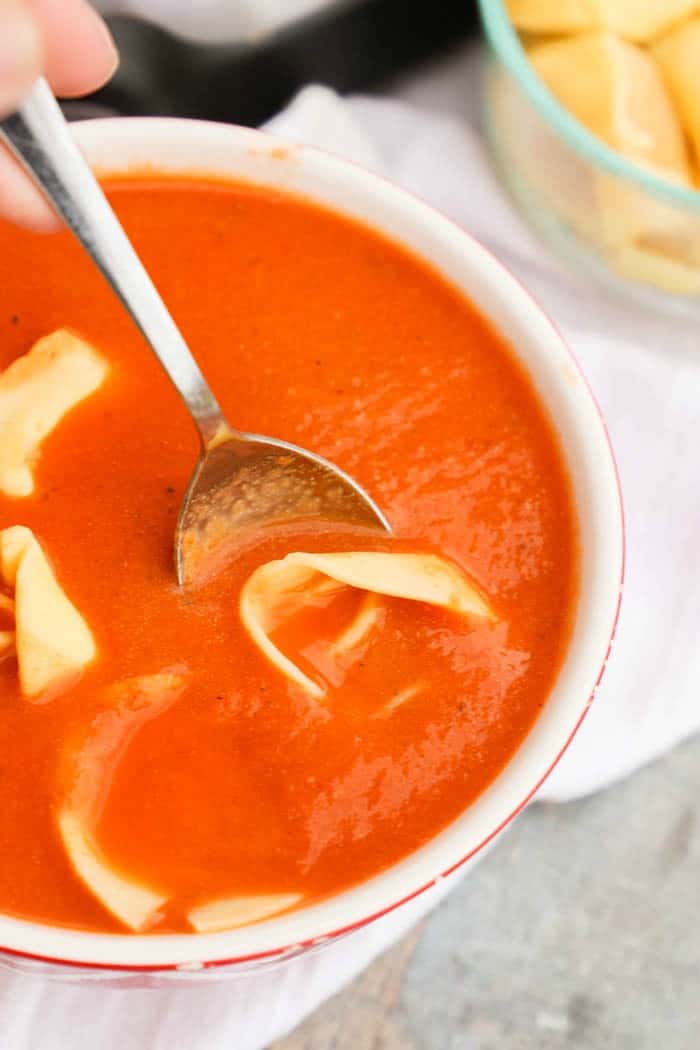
0;118;624;970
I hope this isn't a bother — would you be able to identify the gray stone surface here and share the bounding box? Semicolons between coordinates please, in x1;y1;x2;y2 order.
273;733;700;1049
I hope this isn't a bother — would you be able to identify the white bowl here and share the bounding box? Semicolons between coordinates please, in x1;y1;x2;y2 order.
0;118;623;974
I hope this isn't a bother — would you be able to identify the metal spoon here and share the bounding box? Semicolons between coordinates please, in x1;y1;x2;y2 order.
0;80;389;584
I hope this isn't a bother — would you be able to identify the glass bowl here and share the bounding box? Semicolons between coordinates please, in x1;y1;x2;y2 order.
478;0;700;316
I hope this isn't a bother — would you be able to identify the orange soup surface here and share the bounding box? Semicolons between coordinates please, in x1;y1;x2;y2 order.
0;177;576;933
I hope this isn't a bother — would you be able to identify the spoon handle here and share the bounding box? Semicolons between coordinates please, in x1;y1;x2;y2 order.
0;79;228;449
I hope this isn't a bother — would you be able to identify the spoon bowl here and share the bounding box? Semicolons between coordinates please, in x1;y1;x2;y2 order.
176;430;390;584
0;80;390;584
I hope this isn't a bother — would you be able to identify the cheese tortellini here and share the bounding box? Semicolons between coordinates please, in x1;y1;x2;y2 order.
59;673;188;931
187;892;302;933
0;526;96;698
508;0;699;43
0;329;108;499
240;551;495;701
58;671;302;933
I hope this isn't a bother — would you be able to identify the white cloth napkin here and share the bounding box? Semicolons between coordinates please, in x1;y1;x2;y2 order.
2;75;699;1050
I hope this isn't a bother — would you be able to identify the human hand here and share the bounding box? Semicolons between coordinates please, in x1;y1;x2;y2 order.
0;0;117;230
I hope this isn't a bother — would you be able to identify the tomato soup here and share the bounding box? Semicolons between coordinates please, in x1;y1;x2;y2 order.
0;178;576;934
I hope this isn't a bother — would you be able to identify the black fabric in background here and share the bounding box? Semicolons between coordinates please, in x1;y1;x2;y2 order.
79;0;479;124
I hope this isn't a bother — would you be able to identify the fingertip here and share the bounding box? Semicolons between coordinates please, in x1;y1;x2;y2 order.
0;0;43;116
30;0;119;97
